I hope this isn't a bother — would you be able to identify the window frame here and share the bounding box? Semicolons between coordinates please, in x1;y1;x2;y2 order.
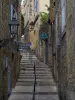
61;0;66;37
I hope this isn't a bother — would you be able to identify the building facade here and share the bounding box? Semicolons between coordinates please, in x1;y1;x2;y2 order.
36;0;49;63
56;0;75;100
21;0;30;43
0;0;21;100
21;0;39;49
49;0;75;100
29;0;39;49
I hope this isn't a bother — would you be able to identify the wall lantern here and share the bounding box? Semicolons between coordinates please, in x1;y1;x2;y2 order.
9;19;19;51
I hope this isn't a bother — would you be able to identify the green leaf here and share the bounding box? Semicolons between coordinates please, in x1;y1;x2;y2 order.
39;12;48;24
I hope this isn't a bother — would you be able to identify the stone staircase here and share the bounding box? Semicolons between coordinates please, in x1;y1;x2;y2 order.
8;51;59;100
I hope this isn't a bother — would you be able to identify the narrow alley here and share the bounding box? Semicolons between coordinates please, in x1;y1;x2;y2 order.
8;50;59;100
0;0;75;100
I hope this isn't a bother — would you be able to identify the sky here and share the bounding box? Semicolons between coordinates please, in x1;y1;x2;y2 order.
21;0;24;5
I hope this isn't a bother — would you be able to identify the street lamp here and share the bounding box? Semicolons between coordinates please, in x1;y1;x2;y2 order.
9;19;19;40
9;19;19;51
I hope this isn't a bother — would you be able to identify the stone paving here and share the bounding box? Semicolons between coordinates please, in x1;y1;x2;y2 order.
8;51;59;100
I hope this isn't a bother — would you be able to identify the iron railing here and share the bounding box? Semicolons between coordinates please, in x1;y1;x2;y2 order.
32;62;36;100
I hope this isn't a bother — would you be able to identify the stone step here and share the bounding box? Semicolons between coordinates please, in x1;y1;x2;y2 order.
20;60;31;62
8;94;32;100
17;79;55;84
21;58;37;59
21;69;49;71
19;74;34;76
36;81;56;86
20;61;34;63
18;79;34;82
20;67;34;69
20;63;34;64
35;94;59;100
20;72;34;74
19;73;34;76
16;81;34;86
21;64;33;66
36;76;53;79
20;69;34;71
21;58;37;60
20;60;32;63
16;82;56;86
20;62;35;63
21;58;31;59
21;70;51;73
35;86;58;93
19;75;34;78
20;72;52;76
36;79;54;83
20;67;48;69
19;73;52;77
21;57;37;59
19;76;34;79
36;73;52;76
36;71;52;74
18;77;53;80
19;74;52;77
18;76;53;80
12;86;33;93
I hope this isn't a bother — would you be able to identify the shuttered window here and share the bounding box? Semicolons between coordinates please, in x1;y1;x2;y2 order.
61;0;66;33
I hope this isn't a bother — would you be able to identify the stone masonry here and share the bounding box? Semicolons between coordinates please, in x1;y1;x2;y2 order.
54;0;75;100
0;0;21;100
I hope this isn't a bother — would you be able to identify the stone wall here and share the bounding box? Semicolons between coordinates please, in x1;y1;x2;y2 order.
66;0;75;100
54;0;75;100
0;0;21;100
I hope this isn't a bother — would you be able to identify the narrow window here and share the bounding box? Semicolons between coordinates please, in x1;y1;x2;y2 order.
10;4;17;20
61;0;66;33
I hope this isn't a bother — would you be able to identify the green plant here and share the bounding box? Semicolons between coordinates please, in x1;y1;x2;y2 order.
40;12;48;23
21;14;24;24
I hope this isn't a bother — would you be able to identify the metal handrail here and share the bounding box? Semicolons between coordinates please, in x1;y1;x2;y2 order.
32;62;36;100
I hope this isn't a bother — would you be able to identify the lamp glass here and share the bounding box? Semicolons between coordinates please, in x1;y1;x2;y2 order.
9;19;19;35
11;25;18;34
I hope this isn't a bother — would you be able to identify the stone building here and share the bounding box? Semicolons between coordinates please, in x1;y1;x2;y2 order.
56;0;75;100
49;0;75;100
21;0;30;43
29;0;39;49
29;0;39;50
21;0;39;49
36;0;49;63
0;0;21;100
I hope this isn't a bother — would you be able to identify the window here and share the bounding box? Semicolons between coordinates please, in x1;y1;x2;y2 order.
55;14;60;46
34;0;38;13
10;4;17;20
61;0;66;33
